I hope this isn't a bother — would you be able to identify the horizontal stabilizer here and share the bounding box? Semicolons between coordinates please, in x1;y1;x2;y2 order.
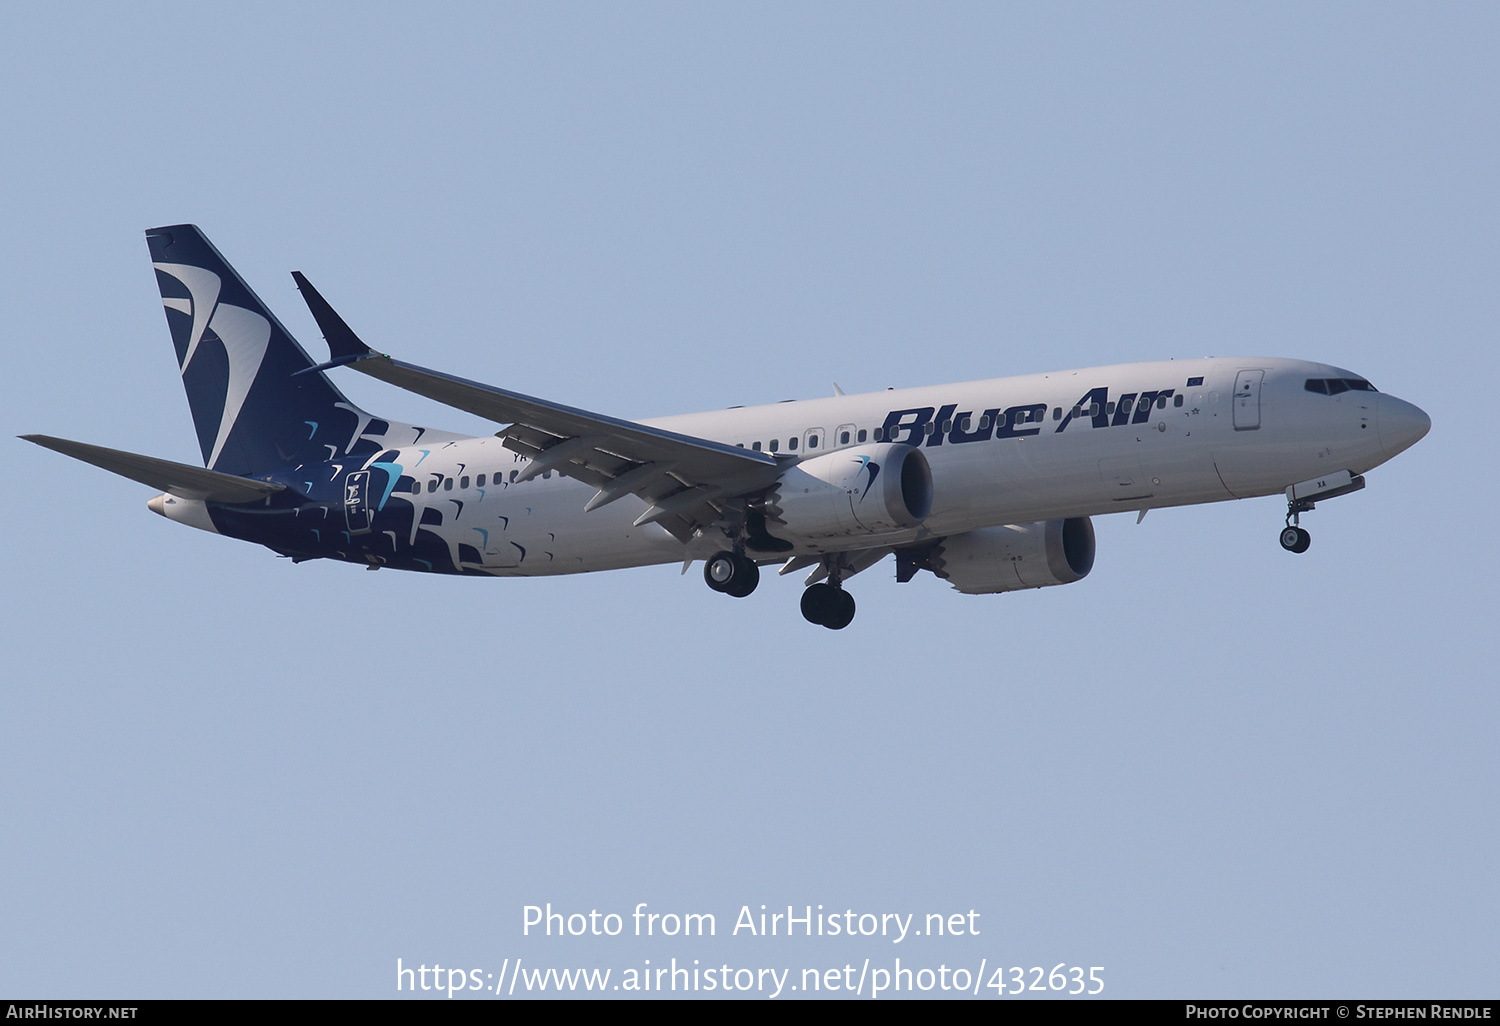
20;435;285;503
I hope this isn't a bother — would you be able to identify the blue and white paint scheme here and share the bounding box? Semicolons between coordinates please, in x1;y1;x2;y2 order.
23;225;1431;628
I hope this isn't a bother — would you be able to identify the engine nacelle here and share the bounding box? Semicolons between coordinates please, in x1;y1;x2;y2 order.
760;443;933;540
927;518;1095;594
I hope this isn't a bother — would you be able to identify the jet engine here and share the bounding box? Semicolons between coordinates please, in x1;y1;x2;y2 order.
925;518;1095;594
757;443;932;540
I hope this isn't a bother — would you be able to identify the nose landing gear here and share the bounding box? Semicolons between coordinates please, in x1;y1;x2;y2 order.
1280;497;1313;553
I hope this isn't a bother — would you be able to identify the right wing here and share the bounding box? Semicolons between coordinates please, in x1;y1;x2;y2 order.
292;273;784;541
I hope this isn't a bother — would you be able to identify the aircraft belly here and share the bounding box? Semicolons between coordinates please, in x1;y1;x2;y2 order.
455;491;682;576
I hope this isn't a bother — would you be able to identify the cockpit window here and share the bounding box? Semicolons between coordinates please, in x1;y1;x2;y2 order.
1305;377;1378;395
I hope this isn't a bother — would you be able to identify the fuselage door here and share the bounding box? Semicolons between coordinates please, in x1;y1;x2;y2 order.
344;470;373;534
1233;370;1264;431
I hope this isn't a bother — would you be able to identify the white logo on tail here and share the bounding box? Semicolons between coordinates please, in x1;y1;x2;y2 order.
154;262;271;469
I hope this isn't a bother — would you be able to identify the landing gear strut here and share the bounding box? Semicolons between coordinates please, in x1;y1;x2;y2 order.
1280;499;1313;554
704;550;760;597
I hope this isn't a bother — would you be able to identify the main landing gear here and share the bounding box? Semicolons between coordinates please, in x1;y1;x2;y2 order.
801;582;856;630
1280;497;1313;553
704;548;858;628
704;550;760;598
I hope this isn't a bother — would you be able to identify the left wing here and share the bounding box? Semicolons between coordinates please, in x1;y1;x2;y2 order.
292;273;782;541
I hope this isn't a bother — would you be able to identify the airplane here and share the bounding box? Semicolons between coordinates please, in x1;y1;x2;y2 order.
23;224;1431;629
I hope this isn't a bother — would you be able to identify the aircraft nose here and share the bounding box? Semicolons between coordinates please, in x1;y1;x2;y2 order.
1377;393;1431;459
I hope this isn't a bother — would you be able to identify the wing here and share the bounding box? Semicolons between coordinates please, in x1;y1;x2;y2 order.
292;273;782;540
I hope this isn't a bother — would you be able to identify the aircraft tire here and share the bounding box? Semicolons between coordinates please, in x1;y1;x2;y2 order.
801;583;836;625
824;589;856;630
1279;527;1302;552
801;584;855;628
1291;527;1311;553
725;557;759;598
704;551;738;593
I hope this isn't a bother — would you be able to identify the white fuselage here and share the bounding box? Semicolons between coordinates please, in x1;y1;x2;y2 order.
351;356;1423;576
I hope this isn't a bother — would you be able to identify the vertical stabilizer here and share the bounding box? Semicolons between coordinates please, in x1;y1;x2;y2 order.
146;224;370;475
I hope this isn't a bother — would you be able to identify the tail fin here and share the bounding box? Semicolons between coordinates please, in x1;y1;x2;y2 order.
147;224;368;475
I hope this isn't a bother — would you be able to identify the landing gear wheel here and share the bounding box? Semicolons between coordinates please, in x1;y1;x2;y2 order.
800;584;856;629
705;552;736;593
725;558;759;597
704;551;759;597
1279;526;1311;553
800;584;835;625
825;589;856;630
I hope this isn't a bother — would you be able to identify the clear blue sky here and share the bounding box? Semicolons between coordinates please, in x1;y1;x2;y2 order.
2;2;1495;999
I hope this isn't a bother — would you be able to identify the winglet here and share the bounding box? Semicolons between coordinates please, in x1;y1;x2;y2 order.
291;271;375;362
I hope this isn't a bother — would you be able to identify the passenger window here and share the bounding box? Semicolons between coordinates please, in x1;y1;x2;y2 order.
752;441;762;451
840;431;850;445
1088;404;1099;418
1053;408;1062;421
873;428;884;441
769;439;779;452
428;480;438;493
443;478;453;491
857;429;867;442
542;470;552;479
460;476;470;489
808;435;819;449
977;416;989;430
509;470;518;483
788;437;798;451
1156;395;1167;409
477;474;485;487
1173;395;1183;407
1105;403;1115;416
